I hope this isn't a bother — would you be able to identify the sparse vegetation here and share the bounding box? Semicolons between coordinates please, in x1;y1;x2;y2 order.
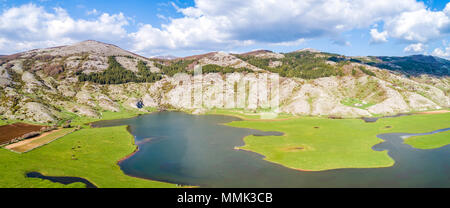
237;51;344;79
154;59;195;76
341;98;374;109
78;57;162;84
136;60;162;82
201;64;253;74
359;66;376;77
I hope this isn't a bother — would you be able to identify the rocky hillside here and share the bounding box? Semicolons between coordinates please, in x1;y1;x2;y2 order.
0;41;449;124
329;55;450;77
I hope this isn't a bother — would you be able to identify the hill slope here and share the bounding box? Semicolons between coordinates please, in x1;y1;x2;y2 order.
0;41;448;123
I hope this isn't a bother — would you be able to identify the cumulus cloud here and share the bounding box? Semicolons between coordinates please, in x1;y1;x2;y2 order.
1;1;450;56
372;2;450;45
384;7;450;43
129;0;425;54
87;9;99;15
404;43;426;52
0;3;129;54
370;28;388;43
432;43;450;59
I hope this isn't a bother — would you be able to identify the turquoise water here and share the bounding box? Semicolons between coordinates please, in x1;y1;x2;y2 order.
93;112;450;188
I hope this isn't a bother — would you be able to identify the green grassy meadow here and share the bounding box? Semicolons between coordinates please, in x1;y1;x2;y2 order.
0;126;176;188
226;112;450;171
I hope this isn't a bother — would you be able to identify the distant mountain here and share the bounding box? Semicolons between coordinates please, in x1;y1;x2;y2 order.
152;55;178;60
0;40;448;124
295;48;321;53
332;55;449;77
0;40;161;76
370;55;450;77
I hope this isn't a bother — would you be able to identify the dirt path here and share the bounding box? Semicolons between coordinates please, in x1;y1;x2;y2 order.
5;129;61;150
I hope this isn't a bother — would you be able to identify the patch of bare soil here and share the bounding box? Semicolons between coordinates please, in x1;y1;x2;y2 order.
0;123;46;145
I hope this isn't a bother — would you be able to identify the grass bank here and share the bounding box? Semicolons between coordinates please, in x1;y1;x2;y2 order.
405;130;450;149
226;112;450;171
0;126;176;188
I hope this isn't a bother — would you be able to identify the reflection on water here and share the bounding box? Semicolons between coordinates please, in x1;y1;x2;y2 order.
93;112;450;188
26;172;97;188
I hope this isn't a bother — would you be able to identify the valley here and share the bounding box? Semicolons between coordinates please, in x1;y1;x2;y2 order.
0;40;449;188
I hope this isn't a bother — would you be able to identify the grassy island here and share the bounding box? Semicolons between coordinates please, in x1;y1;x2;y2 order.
226;112;450;171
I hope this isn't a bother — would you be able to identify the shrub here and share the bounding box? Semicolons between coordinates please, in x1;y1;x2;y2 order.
359;66;376;77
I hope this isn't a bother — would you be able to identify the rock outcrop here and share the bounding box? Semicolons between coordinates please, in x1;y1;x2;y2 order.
0;40;448;124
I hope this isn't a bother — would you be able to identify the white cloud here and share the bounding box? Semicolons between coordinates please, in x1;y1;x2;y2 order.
404;43;425;52
129;0;425;54
87;9;99;15
445;3;450;14
0;3;129;54
432;43;450;59
369;2;450;45
370;28;388;43
383;7;450;43
1;1;450;57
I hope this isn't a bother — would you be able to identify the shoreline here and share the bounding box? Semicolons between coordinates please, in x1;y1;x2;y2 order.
109;110;449;171
114;126;195;188
71;109;450;186
117;140;140;165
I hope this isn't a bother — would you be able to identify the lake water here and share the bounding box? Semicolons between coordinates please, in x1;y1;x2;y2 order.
26;172;97;188
93;112;450;188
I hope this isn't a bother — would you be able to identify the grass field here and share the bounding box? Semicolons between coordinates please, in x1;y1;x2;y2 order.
206;108;297;120
226;112;450;171
63;107;149;127
5;128;76;153
405;130;450;149
0;126;176;188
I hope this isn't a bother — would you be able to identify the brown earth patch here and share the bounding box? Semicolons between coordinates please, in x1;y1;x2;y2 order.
0;123;46;145
281;146;305;152
417;110;450;115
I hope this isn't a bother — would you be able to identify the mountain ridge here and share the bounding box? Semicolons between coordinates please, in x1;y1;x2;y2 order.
0;40;448;124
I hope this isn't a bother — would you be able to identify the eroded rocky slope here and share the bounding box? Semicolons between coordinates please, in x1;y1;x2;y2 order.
0;41;448;123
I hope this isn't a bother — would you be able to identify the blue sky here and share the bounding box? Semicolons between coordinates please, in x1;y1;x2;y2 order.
0;0;449;58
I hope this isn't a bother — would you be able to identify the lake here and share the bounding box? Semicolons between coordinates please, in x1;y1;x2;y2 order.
92;112;450;188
